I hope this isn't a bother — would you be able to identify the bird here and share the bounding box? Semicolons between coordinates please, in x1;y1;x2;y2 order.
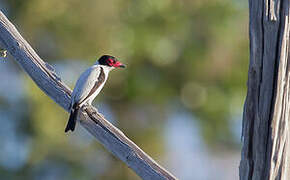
65;55;125;132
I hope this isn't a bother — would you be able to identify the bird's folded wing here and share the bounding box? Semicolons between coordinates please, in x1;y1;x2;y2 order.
71;67;101;106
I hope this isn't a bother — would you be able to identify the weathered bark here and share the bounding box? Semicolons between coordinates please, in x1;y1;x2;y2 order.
240;0;289;179
0;11;177;180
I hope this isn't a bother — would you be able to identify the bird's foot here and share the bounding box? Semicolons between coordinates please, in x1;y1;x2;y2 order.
82;104;97;115
82;104;90;110
91;110;98;116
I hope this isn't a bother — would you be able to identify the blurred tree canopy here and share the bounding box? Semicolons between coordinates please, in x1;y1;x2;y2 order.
0;0;248;179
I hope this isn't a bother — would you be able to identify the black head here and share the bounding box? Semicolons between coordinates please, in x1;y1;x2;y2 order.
98;55;125;68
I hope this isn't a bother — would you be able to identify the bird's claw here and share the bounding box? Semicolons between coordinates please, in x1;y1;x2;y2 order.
82;104;90;110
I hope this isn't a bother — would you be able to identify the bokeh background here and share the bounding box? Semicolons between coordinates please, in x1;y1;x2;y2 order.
0;0;248;179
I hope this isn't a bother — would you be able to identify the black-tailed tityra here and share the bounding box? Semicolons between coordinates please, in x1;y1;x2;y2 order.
65;55;125;132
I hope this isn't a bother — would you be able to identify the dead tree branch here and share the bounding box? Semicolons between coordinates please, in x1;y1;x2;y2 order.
0;11;177;180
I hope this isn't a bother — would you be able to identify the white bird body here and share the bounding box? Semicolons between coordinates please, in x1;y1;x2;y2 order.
65;55;125;132
70;64;113;108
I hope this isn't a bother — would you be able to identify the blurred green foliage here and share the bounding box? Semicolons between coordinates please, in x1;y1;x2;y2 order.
1;0;248;179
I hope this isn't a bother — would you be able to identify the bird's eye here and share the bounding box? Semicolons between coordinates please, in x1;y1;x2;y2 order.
107;58;115;66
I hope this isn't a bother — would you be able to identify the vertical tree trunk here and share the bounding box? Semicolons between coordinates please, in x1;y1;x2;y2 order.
240;0;289;179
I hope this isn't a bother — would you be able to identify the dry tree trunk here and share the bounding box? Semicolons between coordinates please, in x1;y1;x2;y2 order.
240;0;289;179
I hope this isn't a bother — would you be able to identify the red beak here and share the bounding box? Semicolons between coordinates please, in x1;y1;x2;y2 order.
114;61;126;68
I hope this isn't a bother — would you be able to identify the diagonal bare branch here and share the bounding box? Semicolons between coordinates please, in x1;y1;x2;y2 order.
0;11;177;180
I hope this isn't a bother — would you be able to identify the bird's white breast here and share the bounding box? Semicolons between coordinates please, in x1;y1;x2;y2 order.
71;65;113;108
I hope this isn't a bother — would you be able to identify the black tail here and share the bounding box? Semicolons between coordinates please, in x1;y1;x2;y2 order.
65;105;79;132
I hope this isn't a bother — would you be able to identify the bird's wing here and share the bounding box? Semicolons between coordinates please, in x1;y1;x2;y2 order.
71;66;101;106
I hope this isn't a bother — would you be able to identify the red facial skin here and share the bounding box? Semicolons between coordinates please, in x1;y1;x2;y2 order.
107;58;125;68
